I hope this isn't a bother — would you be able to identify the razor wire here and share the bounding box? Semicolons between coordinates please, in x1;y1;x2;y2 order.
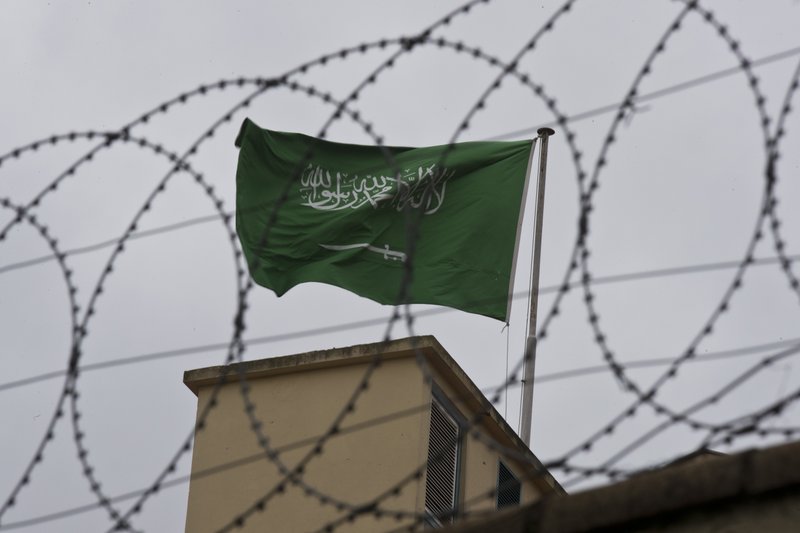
2;0;800;531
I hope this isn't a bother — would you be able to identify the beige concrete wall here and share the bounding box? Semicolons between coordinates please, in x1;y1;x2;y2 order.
460;433;540;513
632;489;800;533
185;356;429;533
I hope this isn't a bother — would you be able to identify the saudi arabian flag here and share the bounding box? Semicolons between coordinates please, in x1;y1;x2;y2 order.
235;118;534;322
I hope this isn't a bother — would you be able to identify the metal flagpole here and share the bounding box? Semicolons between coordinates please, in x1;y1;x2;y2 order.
519;127;555;447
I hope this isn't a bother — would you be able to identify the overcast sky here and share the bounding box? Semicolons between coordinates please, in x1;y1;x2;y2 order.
2;1;800;531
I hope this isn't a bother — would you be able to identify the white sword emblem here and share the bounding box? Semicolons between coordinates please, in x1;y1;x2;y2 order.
319;243;407;262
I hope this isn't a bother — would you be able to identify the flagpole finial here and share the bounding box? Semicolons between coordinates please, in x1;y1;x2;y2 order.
537;127;555;137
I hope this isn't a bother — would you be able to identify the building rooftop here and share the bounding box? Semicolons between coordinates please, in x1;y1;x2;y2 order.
183;335;564;495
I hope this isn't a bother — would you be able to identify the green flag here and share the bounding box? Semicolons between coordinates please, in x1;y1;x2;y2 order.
235;118;534;321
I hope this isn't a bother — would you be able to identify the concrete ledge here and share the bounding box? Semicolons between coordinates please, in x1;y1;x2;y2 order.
183;336;441;394
445;439;800;532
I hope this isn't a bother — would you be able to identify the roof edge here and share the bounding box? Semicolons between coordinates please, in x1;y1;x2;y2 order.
182;335;442;394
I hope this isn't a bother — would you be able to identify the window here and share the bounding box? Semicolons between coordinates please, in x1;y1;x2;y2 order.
496;461;521;509
424;394;463;526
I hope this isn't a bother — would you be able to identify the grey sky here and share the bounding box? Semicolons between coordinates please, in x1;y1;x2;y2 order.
2;1;800;531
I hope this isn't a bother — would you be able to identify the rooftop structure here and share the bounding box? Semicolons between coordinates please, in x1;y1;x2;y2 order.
183;335;561;532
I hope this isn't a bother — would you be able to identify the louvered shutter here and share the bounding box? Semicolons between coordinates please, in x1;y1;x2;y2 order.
424;398;460;525
496;461;521;509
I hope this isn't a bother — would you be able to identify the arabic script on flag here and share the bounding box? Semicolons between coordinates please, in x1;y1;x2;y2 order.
299;163;454;214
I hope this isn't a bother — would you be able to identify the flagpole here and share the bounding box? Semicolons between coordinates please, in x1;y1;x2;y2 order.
519;127;555;447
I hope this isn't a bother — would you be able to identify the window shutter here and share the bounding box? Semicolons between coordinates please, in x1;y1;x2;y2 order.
496;461;521;509
424;398;460;525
